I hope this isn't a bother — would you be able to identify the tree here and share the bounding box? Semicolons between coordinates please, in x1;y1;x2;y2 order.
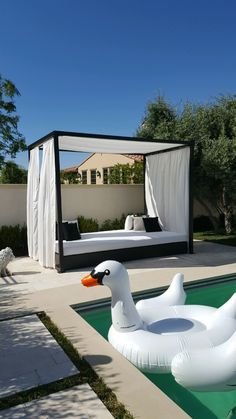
0;74;26;168
195;98;236;234
132;161;144;184
109;164;133;184
138;95;177;140
0;161;27;183
60;171;80;184
108;161;144;184
137;95;236;234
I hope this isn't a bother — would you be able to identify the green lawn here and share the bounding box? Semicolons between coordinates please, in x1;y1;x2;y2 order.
194;232;236;247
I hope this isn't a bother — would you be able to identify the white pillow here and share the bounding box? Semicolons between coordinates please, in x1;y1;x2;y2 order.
124;215;133;230
133;216;145;231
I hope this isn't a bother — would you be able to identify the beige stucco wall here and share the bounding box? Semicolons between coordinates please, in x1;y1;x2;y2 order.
61;184;144;223
0;184;27;226
0;184;144;227
78;153;136;184
1;184;230;228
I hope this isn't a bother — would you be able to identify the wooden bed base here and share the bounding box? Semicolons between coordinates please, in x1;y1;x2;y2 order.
55;241;188;272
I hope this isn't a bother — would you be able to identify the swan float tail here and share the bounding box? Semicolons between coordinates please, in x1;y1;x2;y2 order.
213;293;236;320
171;331;236;392
136;273;186;312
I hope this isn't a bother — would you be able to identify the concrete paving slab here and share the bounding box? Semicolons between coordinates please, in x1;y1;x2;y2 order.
0;372;39;398
0;384;113;418
0;403;25;419
0;315;79;398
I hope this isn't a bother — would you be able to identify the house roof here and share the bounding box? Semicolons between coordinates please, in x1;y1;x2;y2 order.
125;154;143;162
62;153;143;173
62;165;79;173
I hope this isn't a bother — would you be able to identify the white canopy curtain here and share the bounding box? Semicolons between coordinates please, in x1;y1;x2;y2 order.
145;147;190;235
38;139;56;268
27;147;40;260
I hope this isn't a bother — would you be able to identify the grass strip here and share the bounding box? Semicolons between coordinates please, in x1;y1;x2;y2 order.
0;312;134;419
194;232;236;247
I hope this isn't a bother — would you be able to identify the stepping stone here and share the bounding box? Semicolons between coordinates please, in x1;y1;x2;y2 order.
0;384;113;418
0;315;79;397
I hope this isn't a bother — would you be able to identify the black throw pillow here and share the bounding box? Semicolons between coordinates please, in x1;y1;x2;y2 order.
56;221;69;240
143;217;162;232
56;221;81;241
61;222;69;240
64;221;81;241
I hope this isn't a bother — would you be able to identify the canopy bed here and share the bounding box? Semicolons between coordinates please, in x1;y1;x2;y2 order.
27;131;193;272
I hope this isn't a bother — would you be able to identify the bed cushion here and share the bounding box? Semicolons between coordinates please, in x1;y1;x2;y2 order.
143;217;162;232
124;215;134;230
133;216;145;231
55;229;188;256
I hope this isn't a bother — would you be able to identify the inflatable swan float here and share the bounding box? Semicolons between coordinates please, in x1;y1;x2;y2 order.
81;260;236;391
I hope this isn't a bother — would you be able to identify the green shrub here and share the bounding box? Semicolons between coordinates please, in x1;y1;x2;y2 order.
77;215;99;233
100;214;126;231
0;224;28;256
77;214;127;232
193;216;214;232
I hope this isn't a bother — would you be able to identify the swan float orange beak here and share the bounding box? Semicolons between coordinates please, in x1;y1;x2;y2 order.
81;268;110;287
81;273;99;287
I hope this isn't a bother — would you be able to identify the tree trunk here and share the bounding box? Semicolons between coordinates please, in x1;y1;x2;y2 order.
221;186;233;235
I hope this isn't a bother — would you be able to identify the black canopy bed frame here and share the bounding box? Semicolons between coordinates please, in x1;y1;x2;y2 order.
28;131;194;272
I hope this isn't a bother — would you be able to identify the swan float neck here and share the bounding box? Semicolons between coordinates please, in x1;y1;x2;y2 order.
82;260;143;332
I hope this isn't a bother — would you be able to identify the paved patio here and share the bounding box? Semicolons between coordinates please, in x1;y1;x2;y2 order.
0;314;78;398
0;240;235;418
0;384;113;418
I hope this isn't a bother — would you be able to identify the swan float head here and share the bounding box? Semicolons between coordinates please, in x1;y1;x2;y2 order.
82;260;128;290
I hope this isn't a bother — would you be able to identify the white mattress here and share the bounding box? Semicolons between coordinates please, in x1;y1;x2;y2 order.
55;229;187;256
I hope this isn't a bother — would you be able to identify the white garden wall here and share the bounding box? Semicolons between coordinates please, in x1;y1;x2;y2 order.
0;185;27;227
0;184;145;227
0;184;226;228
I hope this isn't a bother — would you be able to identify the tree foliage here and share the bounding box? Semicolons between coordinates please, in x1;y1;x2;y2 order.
60;171;79;184
108;161;144;184
138;96;177;140
137;95;236;234
0;74;26;168
0;161;27;183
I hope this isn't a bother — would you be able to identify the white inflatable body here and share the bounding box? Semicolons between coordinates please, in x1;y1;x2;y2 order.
81;260;236;392
172;331;236;392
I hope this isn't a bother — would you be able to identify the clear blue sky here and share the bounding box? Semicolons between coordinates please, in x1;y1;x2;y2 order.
1;0;236;168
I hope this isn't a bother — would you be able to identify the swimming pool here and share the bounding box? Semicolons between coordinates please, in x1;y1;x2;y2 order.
75;274;236;419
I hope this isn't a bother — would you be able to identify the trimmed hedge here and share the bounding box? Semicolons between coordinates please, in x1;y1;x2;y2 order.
193;215;214;232
0;224;28;256
77;214;127;233
100;214;126;231
77;215;99;233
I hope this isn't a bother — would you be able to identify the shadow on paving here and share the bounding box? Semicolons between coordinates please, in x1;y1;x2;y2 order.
0;315;78;399
0;384;112;418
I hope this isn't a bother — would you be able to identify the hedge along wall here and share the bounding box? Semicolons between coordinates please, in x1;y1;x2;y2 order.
0;184;145;227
